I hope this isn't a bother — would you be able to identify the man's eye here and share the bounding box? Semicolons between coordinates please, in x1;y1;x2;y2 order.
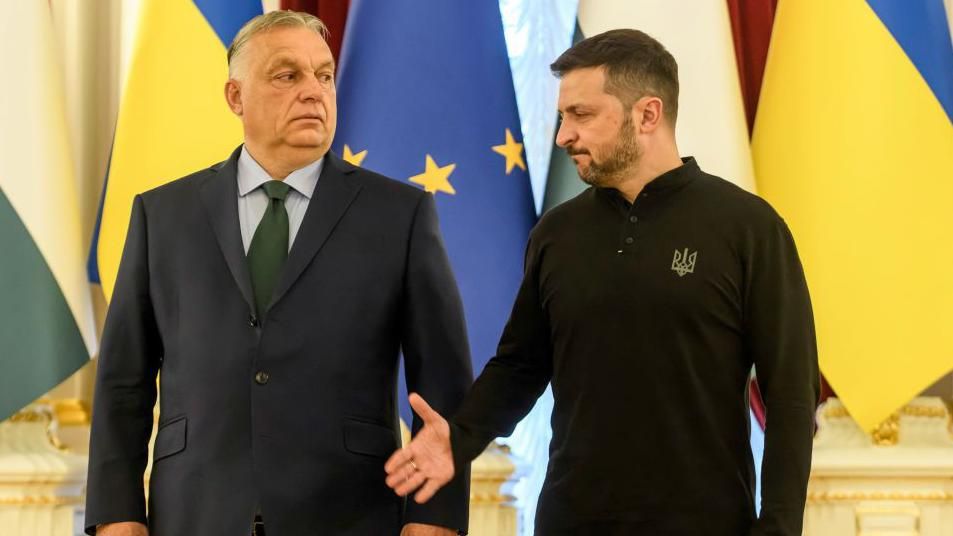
276;72;296;81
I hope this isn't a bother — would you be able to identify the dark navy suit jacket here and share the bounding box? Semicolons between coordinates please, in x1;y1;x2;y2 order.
85;147;472;535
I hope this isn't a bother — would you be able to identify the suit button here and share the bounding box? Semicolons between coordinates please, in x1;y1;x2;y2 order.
624;236;634;245
629;215;638;223
254;371;270;385
248;314;259;328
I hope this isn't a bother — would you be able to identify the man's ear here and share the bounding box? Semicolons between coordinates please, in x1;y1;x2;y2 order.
224;79;243;115
634;96;665;133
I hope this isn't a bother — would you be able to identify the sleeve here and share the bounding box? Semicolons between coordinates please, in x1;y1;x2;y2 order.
399;193;474;533
449;229;553;468
745;216;821;536
84;195;162;534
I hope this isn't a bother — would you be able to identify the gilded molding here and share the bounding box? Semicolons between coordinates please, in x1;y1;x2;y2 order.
871;413;900;446
807;490;953;503
820;397;951;444
6;410;51;424
470;493;517;504
901;405;949;419
0;495;83;506
35;397;91;426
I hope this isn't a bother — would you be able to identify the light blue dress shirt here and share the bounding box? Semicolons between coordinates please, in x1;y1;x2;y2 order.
237;146;323;254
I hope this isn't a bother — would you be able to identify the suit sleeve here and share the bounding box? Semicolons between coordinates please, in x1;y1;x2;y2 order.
745;217;820;536
400;193;474;533
449;231;553;467
85;195;162;534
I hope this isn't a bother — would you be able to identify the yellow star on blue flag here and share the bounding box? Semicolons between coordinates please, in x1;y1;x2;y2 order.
492;128;526;174
409;155;456;195
342;145;368;167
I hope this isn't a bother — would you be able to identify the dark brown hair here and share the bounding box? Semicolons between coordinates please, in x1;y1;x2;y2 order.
551;29;679;124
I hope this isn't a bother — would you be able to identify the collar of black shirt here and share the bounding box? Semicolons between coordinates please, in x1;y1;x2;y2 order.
598;156;699;209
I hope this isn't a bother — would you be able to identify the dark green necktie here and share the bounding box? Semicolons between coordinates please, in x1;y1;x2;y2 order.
248;180;291;315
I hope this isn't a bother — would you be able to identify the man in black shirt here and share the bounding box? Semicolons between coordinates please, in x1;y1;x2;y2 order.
386;29;819;536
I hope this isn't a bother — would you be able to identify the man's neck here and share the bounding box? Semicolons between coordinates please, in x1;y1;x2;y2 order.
244;143;324;180
614;148;684;203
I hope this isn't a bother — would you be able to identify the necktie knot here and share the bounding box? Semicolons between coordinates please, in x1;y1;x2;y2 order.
262;180;291;201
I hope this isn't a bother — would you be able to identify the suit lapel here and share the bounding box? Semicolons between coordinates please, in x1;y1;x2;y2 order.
268;151;362;312
199;146;256;312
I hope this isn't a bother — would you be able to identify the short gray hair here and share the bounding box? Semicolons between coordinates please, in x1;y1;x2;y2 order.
227;10;329;78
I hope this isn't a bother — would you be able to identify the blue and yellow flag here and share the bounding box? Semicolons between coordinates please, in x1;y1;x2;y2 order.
334;0;537;409
753;0;953;431
89;0;262;299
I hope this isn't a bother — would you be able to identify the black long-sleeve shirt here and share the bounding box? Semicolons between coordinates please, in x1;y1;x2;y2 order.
451;158;819;535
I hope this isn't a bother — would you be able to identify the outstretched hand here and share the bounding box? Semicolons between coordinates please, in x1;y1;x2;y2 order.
385;393;455;504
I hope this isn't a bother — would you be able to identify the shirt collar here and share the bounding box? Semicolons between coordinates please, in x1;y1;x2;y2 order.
642;156;699;193
237;145;323;199
596;157;699;209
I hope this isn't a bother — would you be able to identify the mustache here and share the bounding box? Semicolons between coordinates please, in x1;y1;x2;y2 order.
566;147;589;156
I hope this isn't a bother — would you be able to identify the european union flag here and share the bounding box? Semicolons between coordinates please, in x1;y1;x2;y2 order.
334;0;537;420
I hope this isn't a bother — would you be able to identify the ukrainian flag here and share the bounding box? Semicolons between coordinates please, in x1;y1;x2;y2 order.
753;0;953;431
89;0;262;300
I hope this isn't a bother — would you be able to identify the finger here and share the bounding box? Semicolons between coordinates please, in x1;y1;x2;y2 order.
393;466;427;497
413;478;445;504
385;460;418;488
408;392;442;424
385;446;413;474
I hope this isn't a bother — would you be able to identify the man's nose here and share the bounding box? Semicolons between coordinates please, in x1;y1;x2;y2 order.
555;119;575;148
300;74;328;102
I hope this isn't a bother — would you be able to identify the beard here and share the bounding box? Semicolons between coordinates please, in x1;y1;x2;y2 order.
570;114;640;189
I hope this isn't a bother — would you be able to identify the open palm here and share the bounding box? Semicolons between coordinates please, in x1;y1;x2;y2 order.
384;393;455;503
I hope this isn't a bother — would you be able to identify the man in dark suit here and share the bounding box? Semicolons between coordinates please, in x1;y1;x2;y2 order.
86;11;471;536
